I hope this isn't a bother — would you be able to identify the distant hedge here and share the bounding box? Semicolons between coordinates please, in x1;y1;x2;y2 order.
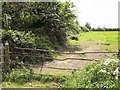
92;28;119;31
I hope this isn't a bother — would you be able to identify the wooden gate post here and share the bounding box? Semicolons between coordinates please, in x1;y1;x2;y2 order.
1;43;4;63
4;41;10;73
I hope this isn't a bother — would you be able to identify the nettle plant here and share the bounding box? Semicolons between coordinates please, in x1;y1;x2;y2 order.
63;58;119;88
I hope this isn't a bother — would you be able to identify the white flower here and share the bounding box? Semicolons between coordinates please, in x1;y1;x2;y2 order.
107;72;110;75
103;58;119;65
114;67;119;74
103;61;109;65
29;83;32;86
99;68;106;73
20;73;23;76
111;59;119;63
113;68;119;80
115;75;118;80
103;59;110;65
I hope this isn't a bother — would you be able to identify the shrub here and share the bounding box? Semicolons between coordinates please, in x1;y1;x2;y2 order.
81;26;90;32
70;35;78;41
62;58;119;88
2;29;52;49
2;29;54;64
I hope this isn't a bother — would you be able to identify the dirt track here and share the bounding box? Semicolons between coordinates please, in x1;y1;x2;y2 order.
33;40;116;75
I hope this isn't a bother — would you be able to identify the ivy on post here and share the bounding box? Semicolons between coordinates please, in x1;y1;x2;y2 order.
4;41;10;73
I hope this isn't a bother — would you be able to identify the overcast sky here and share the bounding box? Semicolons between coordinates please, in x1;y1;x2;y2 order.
63;0;119;28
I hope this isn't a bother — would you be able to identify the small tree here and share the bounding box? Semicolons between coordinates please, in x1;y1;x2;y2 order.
85;22;91;31
82;26;89;32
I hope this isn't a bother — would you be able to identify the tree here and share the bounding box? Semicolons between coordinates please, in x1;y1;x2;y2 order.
85;22;91;30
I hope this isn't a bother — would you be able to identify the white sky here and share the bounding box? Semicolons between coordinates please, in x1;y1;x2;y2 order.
63;0;120;28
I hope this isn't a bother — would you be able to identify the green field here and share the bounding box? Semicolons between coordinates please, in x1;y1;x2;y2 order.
68;31;118;51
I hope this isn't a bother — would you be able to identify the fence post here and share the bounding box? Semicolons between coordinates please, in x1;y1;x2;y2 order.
1;43;4;63
4;42;10;73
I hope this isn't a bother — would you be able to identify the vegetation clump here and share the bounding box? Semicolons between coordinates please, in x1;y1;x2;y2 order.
62;58;119;88
2;66;66;87
70;35;78;41
2;1;80;49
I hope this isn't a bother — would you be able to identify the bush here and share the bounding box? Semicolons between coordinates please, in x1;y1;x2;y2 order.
81;26;90;32
70;35;78;41
2;29;52;49
2;29;54;64
62;58;119;88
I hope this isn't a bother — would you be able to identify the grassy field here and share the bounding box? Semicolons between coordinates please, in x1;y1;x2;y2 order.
68;31;118;51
